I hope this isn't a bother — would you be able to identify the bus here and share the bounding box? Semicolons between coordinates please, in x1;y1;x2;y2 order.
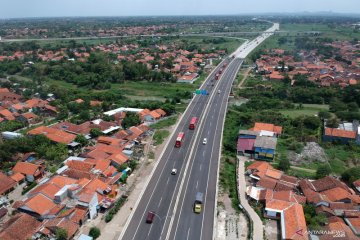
189;117;197;130
175;132;185;148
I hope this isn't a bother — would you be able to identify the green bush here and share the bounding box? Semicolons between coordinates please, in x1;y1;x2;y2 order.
21;181;37;195
89;227;101;239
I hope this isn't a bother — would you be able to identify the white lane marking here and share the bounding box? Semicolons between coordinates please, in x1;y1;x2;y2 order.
207;130;210;135
160;62;228;239
166;178;170;186
202;151;205;157
186;227;191;240
158;197;163;208
196;181;199;189
166;65;225;239
200;164;202;171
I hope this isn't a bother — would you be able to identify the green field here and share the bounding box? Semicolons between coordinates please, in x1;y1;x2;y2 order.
280;23;360;40
177;36;244;53
280;104;329;118
151;115;178;129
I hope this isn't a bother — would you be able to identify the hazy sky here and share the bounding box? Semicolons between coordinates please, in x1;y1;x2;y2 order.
1;0;360;18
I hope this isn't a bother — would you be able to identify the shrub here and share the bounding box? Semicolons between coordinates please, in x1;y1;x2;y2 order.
89;227;101;239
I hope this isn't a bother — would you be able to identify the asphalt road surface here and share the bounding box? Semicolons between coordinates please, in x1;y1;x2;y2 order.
119;57;233;240
119;23;278;240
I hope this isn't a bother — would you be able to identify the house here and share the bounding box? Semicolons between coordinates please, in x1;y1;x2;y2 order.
323;128;357;144
16;193;64;220
16;112;40;125
251;122;283;137
12;162;45;181
237;130;259;156
0;213;41;240
265;200;308;240
0;91;22;102
28;126;77;145
0;172;17;195
177;73;199;84
254;136;277;161
0;109;15;121
40;217;80;240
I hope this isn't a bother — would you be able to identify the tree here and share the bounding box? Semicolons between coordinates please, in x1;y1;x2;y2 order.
90;128;103;138
89;227;101;239
318;111;331;120
78;110;91;122
278;156;291;172
55;228;67;240
75;135;89;146
56;106;69;120
316;164;331;179
341;167;360;183
122;112;140;129
326;117;340;128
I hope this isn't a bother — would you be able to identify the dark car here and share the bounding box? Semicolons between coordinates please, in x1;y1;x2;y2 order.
146;211;155;223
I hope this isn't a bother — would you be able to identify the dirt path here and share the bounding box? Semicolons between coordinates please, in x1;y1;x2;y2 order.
237;67;252;88
238;157;264;240
290;166;316;173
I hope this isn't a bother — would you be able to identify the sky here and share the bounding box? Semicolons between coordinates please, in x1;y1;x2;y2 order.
1;0;360;18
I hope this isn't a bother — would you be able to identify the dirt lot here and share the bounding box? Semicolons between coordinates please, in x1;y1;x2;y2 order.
216;189;249;240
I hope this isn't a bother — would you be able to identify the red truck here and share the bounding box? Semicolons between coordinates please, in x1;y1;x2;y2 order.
175;132;185;148
189;117;197;130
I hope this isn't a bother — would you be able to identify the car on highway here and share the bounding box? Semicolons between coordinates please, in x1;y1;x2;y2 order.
217;90;221;94
202;138;207;145
171;168;177;175
146;211;155;223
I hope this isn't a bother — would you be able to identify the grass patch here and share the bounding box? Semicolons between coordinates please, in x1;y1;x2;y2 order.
151;115;178;129
148;151;155;160
219;157;241;213
280;104;329;118
153;130;170;146
287;168;317;179
329;159;347;175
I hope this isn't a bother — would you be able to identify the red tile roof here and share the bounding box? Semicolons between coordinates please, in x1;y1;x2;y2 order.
0;213;41;240
321;187;353;202
29;182;61;200
66;160;94;172
10;172;25;182
283;204;308;240
20;194;59;216
0;172;17;195
12;162;43;177
252;122;282;135
257;177;277;190
49;175;77;188
28;126;77;144
325;128;356;139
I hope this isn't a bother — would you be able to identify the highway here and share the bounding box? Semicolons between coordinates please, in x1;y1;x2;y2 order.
119;23;278;240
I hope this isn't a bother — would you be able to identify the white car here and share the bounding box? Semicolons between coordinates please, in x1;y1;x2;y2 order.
171;169;177;175
203;138;207;145
217;90;221;94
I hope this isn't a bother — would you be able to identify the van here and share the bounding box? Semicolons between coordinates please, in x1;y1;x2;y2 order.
146;211;155;223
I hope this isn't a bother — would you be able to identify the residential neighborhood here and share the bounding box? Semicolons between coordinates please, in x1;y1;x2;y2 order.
1;6;360;240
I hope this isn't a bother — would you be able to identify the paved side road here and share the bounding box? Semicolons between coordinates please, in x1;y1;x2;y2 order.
237;157;264;240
